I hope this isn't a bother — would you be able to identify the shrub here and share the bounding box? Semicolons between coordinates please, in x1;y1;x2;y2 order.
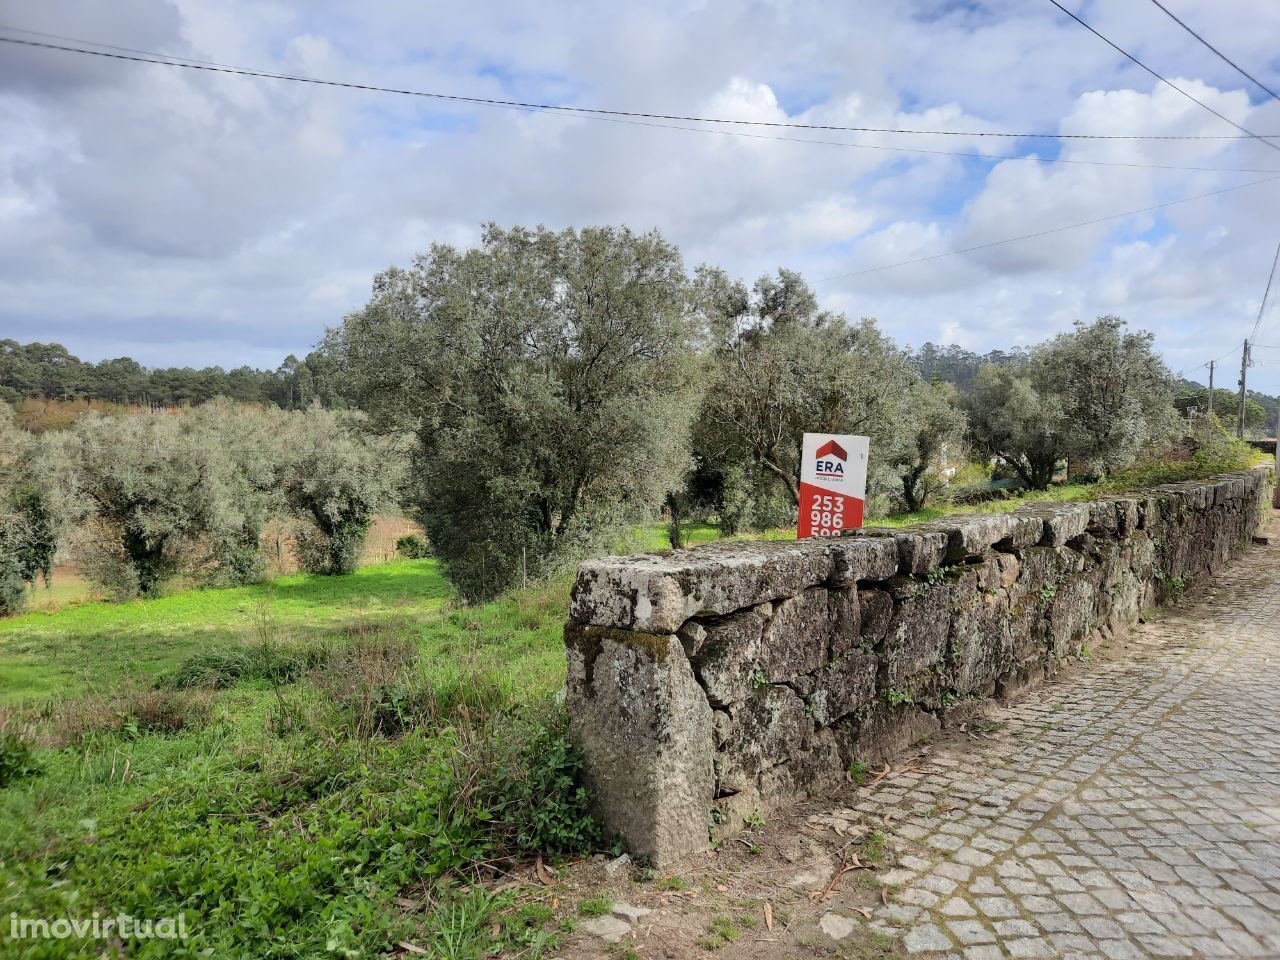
1102;427;1260;492
396;534;429;559
478;706;603;858
308;632;422;738
0;732;41;787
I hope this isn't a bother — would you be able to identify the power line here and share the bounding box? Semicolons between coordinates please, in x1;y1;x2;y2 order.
1146;0;1280;104
1175;342;1240;381
6;27;1279;174
576;111;1280;174
815;173;1280;282
5;30;1280;144
1043;0;1280;154
1249;239;1280;342
1178;240;1280;384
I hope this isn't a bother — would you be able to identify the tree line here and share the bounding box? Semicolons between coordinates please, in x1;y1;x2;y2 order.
0;341;347;411
4;223;1257;611
329;223;1193;602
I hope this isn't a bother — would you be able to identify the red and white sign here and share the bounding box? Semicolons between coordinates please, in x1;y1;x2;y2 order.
797;432;869;538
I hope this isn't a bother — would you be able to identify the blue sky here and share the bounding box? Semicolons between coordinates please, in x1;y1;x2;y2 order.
2;0;1280;389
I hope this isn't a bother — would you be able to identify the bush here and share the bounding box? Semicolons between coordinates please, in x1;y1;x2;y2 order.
0;732;40;787
478;706;603;858
396;534;428;559
1102;428;1260;492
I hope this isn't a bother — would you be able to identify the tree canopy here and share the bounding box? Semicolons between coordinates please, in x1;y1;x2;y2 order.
331;223;703;601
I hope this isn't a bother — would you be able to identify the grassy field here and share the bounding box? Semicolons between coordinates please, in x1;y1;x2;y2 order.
0;481;1201;957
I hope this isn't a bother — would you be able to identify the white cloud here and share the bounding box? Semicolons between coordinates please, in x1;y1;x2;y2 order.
1;0;1279;388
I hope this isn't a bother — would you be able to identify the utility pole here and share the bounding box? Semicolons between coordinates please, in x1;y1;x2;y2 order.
1207;360;1215;420
1237;339;1251;439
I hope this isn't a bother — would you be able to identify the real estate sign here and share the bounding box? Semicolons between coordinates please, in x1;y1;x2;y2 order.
797;432;869;538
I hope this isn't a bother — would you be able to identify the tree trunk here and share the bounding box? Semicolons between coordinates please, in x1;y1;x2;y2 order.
666;492;685;550
902;465;927;512
763;458;800;505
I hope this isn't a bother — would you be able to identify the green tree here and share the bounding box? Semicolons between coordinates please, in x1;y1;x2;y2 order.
1173;387;1266;431
68;410;248;596
0;406;68;614
967;318;1177;489
331;224;702;601
694;268;917;520
889;380;967;512
277;407;405;576
1032;316;1177;475
966;365;1066;490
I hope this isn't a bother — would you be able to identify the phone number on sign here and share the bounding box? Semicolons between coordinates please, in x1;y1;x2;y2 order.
805;492;847;535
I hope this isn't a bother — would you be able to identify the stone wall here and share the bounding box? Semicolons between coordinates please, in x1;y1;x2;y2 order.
564;468;1272;866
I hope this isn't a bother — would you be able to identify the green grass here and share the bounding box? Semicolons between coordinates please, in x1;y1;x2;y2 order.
872;483;1098;528
0;468;1249;957
0;559;453;703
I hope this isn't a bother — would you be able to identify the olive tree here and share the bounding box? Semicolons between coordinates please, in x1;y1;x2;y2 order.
276;407;405;576
186;398;290;585
0;406;67;614
330;224;702;601
694;268;918;522
888;380;967;512
965;365;1067;490
1032;316;1177;474
68;410;248;596
967;317;1177;489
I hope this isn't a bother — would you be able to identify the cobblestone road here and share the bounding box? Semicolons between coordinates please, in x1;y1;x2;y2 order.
853;536;1280;959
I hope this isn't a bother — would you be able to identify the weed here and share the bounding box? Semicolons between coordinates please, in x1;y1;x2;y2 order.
657;875;690;892
848;758;871;784
164;638;335;690
750;667;769;690
420;886;508;960
30;684;215;747
744;808;766;828
886;685;912;707
706;915;741;945
1037;582;1058;603
0;732;40;787
578;896;612;917
861;830;889;863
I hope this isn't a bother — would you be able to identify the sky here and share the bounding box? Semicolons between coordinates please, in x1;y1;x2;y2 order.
3;0;1280;389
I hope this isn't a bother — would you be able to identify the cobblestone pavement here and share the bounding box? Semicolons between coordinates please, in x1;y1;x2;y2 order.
851;539;1280;959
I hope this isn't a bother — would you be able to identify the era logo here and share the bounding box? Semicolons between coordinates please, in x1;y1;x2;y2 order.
815;439;847;475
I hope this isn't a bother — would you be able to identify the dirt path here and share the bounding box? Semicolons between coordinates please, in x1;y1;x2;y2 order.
543;520;1280;960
